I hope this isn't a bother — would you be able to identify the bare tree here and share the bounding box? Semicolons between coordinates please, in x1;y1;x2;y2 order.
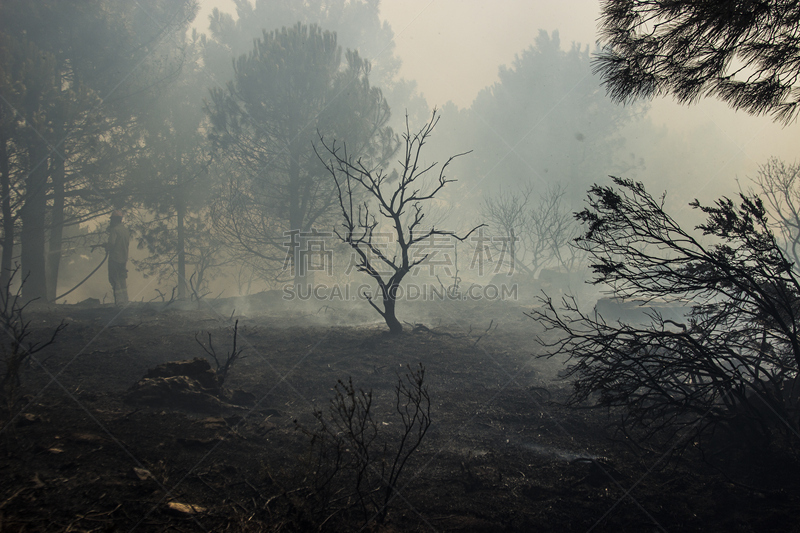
525;184;586;274
319;111;483;334
480;184;533;275
480;184;586;278
752;157;800;272
195;319;245;391
533;177;800;459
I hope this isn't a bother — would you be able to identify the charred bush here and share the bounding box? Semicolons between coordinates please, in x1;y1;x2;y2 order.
532;178;800;468
0;266;66;418
294;364;431;529
125;321;250;411
195;319;245;391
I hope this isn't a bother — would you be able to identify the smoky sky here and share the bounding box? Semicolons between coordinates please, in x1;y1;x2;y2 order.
195;0;799;206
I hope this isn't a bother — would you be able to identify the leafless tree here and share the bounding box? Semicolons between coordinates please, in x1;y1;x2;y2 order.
194;319;245;391
480;184;533;275
525;184;586;274
318;111;483;334
480;184;586;278
752;157;800;273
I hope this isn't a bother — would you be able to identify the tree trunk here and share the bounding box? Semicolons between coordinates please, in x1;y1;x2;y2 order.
287;141;305;291
20;141;49;302
46;68;66;303
509;227;516;272
0;131;14;290
46;154;65;302
177;197;187;299
383;284;403;334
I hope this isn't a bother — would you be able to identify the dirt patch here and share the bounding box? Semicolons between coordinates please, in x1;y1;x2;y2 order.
1;297;799;531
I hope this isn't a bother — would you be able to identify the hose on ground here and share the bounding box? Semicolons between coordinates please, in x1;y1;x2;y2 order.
53;251;108;303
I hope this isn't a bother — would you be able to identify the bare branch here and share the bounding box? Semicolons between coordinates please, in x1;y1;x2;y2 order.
318;110;483;334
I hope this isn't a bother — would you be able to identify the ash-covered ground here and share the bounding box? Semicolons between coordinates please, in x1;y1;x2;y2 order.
1;295;797;532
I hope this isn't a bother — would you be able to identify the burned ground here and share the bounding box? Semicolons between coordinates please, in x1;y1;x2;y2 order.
1;296;799;532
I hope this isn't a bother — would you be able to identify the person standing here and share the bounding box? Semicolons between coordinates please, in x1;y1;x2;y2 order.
105;210;131;305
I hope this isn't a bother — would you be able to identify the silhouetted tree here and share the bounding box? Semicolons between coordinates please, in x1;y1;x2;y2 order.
202;0;428;131
0;0;198;301
595;0;800;123
533;177;800;457
129;32;217;299
206;23;398;285
0;34;33;290
319;111;483;334
462;30;644;201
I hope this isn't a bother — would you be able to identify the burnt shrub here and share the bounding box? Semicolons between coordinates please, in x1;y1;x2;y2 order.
294;364;431;529
532;178;800;469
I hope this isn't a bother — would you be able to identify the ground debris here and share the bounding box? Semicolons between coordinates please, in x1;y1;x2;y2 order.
144;358;218;390
124;358;255;411
132;467;152;481
166;501;206;515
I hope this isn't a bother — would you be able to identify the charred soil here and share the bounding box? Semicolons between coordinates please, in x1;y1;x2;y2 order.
1;297;799;532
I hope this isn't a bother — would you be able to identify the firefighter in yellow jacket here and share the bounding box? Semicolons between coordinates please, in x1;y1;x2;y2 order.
105;210;131;305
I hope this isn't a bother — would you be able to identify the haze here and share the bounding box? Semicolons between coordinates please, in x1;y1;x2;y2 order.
6;0;799;304
198;0;799;203
5;3;800;529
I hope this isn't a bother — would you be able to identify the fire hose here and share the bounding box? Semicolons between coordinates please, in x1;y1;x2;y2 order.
52;247;108;303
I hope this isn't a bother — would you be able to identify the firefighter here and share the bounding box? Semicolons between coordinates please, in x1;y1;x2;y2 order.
105;210;131;305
